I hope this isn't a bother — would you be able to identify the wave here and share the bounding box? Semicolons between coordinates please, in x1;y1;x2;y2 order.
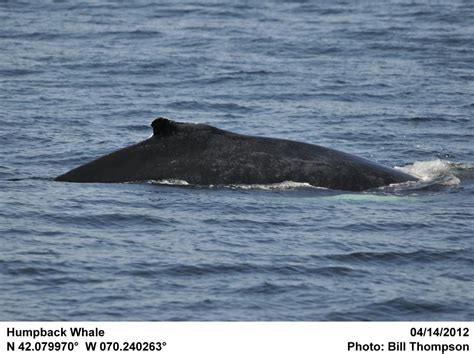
326;297;463;321
325;249;470;264
390;159;473;190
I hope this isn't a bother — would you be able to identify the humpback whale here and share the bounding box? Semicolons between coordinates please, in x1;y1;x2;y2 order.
55;118;417;191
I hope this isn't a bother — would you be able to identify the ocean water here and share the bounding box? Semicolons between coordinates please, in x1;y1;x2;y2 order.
1;0;473;321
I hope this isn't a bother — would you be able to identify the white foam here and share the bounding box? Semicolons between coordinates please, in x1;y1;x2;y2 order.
144;179;319;190
229;181;322;190
395;160;461;186
147;179;190;186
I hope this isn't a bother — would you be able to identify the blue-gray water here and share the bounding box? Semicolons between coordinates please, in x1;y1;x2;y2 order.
1;0;473;321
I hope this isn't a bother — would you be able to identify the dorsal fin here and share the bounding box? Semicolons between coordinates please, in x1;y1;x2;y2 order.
151;117;179;137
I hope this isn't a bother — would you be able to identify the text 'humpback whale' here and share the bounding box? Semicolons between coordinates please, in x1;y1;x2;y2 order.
55;118;417;191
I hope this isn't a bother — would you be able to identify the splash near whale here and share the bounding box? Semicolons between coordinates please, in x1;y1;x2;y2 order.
54;118;417;191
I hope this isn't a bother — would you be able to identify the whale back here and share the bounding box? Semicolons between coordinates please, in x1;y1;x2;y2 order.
55;118;417;191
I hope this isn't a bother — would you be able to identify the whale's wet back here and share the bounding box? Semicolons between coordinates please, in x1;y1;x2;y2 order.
55;118;417;191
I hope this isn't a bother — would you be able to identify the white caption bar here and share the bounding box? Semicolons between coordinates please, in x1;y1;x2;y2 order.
1;322;472;354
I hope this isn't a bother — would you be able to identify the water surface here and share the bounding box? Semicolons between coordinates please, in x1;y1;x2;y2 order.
1;0;473;320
